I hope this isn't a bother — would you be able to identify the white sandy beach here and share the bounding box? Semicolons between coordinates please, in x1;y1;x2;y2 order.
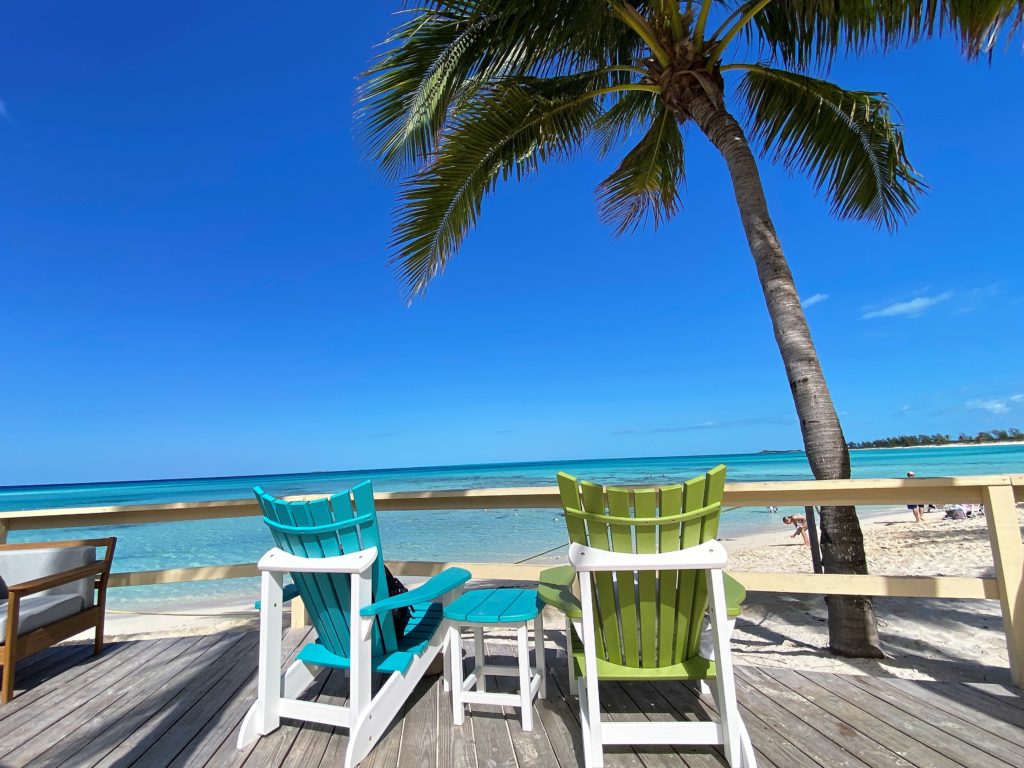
82;506;1022;684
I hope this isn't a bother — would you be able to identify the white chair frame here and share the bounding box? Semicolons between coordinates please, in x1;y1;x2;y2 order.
237;547;460;768
569;540;756;768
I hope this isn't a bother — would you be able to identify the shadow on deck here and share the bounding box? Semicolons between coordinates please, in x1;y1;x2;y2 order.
0;627;1021;767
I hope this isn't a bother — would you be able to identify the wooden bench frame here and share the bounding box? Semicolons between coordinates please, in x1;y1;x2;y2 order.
1;537;117;703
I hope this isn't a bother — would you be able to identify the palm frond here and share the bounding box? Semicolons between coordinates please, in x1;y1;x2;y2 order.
737;66;925;230
359;0;640;177
391;78;603;299
593;88;661;156
745;0;1024;70
596;106;685;235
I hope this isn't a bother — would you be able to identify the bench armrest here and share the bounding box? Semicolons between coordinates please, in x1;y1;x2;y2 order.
360;567;471;618
7;562;111;599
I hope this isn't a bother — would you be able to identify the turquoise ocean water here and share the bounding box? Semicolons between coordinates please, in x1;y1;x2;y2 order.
1;445;1020;609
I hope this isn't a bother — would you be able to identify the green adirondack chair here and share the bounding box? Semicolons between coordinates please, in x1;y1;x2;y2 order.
540;466;755;767
237;481;471;768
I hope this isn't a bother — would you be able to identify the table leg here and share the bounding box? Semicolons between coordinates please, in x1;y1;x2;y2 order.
533;613;546;700
473;626;486;692
517;622;533;732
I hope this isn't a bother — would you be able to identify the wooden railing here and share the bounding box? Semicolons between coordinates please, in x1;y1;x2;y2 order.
1;474;1022;684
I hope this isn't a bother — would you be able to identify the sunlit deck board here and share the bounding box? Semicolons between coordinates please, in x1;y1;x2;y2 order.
0;628;1020;768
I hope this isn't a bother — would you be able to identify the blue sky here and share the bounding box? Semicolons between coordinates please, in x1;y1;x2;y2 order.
1;3;1021;485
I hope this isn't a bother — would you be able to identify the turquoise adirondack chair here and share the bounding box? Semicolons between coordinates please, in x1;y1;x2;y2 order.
237;481;471;768
540;466;755;767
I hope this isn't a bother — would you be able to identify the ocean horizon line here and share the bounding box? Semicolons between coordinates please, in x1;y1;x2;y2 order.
0;447;811;492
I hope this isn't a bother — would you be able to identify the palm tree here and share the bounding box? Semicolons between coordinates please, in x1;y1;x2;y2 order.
358;1;1022;656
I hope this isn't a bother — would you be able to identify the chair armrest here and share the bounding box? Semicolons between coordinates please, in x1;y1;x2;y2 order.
724;573;745;619
7;562;110;599
360;567;472;618
257;547;377;575
537;565;581;619
569;541;727;572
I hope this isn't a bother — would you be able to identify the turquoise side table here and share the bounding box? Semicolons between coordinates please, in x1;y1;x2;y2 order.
443;587;547;731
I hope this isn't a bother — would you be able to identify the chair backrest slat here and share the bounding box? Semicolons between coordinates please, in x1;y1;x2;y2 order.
558;465;726;671
254;480;399;659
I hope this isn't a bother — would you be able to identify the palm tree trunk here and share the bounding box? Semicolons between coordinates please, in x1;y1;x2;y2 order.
685;92;884;658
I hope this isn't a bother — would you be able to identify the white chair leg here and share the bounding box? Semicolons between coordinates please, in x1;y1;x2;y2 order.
578;683;593;768
473;626;486;692
256;570;283;736
533;614;547;700
517;622;534;732
583;674;603;768
449;624;465;726
739;716;757;767
708;569;742;767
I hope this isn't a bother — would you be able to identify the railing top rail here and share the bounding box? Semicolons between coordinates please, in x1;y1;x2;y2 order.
0;474;1020;532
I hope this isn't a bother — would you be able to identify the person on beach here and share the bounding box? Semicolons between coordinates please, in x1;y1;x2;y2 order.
782;515;809;546
906;471;925;522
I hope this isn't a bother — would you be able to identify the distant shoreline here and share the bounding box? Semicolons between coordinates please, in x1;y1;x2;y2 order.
851;440;1024;451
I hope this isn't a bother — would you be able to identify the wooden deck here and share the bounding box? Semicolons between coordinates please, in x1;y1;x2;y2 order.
0;627;1022;768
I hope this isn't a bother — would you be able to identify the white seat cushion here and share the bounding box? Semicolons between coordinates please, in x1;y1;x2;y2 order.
0;546;96;609
0;593;86;639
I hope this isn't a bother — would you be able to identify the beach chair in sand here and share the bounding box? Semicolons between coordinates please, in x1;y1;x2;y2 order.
539;466;756;767
237;482;471;767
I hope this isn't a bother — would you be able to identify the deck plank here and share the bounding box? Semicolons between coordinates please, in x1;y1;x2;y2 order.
357;676;406;768
0;639;150;731
182;626;315;768
395;675;441;768
545;638;644;768
618;679;731;768
8;643;94;696
25;632;245;768
0;627;1017;768
841;673;1020;767
881;677;1024;746
0;636;191;763
464;638;519;768
531;645;585;768
673;673;801;768
282;668;344;768
437;643;477;768
241;666;333;768
762;667;961;768
132;632;272;767
732;666;871;768
97;632;262;767
489;639;562;768
962;682;1024;713
798;670;1010;768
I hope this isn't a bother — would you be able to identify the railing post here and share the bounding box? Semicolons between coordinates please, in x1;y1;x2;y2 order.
982;480;1024;686
290;596;309;629
0;520;8;545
